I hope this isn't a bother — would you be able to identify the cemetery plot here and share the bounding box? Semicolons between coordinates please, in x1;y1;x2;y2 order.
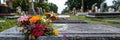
1;24;120;40
52;19;87;23
87;12;120;18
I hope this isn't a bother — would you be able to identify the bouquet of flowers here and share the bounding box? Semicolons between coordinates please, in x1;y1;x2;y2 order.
17;15;58;40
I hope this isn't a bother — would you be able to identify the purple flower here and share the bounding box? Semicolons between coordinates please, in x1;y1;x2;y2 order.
30;24;35;28
63;33;66;38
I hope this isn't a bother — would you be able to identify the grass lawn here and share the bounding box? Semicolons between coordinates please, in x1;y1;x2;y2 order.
70;16;110;24
0;18;17;32
70;15;120;28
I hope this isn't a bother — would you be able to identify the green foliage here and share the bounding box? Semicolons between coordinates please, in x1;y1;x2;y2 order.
0;18;17;32
115;26;120;28
70;16;120;25
12;0;50;12
12;0;29;11
34;0;50;11
61;7;69;14
112;0;120;10
48;3;58;13
65;0;105;11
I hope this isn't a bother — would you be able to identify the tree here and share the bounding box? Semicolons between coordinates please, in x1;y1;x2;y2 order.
112;0;120;10
61;7;69;14
48;3;58;13
12;0;50;12
12;0;29;11
34;0;50;11
65;0;105;12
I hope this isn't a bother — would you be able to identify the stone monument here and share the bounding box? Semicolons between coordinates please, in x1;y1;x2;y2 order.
118;6;120;12
95;6;98;13
98;9;101;13
72;7;76;15
92;3;97;12
28;0;36;15
37;7;43;15
16;6;22;14
6;0;13;9
108;8;112;13
100;2;106;12
108;8;115;13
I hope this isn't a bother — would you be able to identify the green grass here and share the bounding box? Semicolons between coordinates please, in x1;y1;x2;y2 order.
70;15;120;28
0;18;17;32
115;26;120;28
70;16;120;24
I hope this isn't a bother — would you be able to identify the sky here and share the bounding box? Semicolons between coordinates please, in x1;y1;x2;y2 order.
48;0;67;13
106;0;113;6
1;0;113;13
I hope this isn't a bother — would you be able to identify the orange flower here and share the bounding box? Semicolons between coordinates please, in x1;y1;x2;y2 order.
29;15;40;24
53;29;59;36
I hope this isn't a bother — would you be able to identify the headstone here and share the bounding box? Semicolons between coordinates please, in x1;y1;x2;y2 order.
108;8;115;13
16;6;21;14
95;6;98;12
37;7;43;14
108;8;112;12
6;0;13;9
40;7;43;14
98;9;101;13
1;24;120;40
117;6;120;12
72;7;76;15
92;3;97;12
28;0;36;15
100;2;105;12
112;8;115;12
0;6;13;13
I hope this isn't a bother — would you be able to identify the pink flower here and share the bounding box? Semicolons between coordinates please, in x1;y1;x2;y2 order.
17;15;29;23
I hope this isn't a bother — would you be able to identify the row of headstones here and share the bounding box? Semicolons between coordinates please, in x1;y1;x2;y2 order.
90;6;117;13
16;6;44;15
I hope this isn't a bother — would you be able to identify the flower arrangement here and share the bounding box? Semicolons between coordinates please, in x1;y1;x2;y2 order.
17;15;58;40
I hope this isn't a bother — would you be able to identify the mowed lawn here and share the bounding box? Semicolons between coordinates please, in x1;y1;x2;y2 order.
0;18;17;32
70;15;120;28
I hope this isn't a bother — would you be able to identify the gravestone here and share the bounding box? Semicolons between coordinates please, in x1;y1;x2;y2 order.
108;8;112;12
16;6;22;14
95;6;98;13
0;6;14;17
1;24;120;40
108;8;115;13
37;7;43;14
52;19;87;23
87;12;120;18
92;3;97;12
72;7;76;15
0;6;14;13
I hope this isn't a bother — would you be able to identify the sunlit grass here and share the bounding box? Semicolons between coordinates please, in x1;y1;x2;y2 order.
70;16;99;24
70;15;120;28
70;15;120;24
0;18;17;32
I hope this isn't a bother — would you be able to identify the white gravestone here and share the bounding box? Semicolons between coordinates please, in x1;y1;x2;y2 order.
95;6;98;13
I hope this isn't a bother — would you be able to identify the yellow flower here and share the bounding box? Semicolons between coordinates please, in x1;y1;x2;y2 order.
53;29;59;36
29;15;40;24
